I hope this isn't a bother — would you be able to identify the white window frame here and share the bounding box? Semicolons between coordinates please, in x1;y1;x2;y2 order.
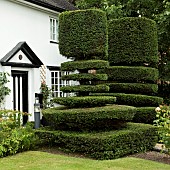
51;70;71;97
50;17;58;43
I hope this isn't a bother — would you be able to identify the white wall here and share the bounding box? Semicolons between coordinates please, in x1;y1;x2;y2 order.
0;0;69;121
0;0;67;67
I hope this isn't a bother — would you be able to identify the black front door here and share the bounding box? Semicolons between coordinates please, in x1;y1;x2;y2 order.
12;71;28;124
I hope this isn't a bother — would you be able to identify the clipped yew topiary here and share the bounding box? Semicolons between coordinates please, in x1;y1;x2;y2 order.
59;9;108;60
101;17;163;123
61;60;109;71
36;123;158;159
92;93;163;107
99;66;159;83
42;105;135;131
134;107;158;124
106;83;158;95
108;17;158;66
52;96;116;108
37;13;158;160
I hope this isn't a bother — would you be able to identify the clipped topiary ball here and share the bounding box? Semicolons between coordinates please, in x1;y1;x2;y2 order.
59;9;108;60
108;17;158;66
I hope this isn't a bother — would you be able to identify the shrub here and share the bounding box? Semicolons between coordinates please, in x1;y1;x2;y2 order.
61;60;109;71
0;110;29;128
42;105;135;131
0;110;38;157
107;83;158;95
35;123;158;159
59;9;108;60
62;73;108;81
0;125;37;158
99;66;159;82
60;85;109;93
52;96;116;108
133;107;157;124
108;17;158;66
154;105;170;153
91;93;163;107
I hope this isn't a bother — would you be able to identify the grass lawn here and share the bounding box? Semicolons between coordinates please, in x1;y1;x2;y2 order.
0;151;170;170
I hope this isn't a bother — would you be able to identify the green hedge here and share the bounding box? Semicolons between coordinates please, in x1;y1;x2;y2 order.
99;66;159;82
108;17;158;66
91;93;163;107
60;85;109;93
133;107;157;124
62;73;108;81
53;96;116;108
107;83;158;95
59;9;108;60
61;60;109;71
42;105;135;131
35;123;158;159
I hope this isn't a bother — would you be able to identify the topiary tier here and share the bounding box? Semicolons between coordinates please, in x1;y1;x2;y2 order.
36;123;158;160
42;104;136;131
108;17;158;66
59;9;108;60
37;10;159;159
91;93;163;107
52;96;116;108
61;73;108;81
134;107;158;124
61;60;109;71
98;66;159;83
106;83;158;95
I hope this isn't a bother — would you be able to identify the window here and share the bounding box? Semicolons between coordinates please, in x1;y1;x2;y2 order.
51;71;71;97
50;17;58;42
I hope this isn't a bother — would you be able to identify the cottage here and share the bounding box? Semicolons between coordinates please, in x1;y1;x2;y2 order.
0;0;77;122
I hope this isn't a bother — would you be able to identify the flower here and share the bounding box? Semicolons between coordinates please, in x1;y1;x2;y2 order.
155;107;161;112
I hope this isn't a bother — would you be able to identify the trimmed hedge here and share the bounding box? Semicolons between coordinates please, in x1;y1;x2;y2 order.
59;9;108;60
99;66;159;82
107;83;158;95
42;105;135;131
133;107;157;124
60;85;109;93
61;60;109;71
35;123;158;159
91;93;163;107
62;73;108;81
108;17;158;66
53;96;116;108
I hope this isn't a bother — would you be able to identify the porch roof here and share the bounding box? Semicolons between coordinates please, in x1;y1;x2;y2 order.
0;42;43;68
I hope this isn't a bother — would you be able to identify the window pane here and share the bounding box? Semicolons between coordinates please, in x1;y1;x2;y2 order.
51;70;71;98
55;72;58;77
55;85;58;91
52;78;54;84
55;78;58;84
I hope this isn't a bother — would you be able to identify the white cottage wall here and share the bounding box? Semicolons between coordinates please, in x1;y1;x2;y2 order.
0;0;69;121
0;0;67;66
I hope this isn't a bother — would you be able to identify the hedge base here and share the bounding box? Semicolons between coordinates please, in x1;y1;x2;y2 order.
36;123;158;160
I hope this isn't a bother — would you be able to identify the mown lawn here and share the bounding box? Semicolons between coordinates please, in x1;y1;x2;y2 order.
0;151;170;170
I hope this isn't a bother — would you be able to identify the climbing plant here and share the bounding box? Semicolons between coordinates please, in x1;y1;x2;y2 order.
0;72;10;108
40;83;53;109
